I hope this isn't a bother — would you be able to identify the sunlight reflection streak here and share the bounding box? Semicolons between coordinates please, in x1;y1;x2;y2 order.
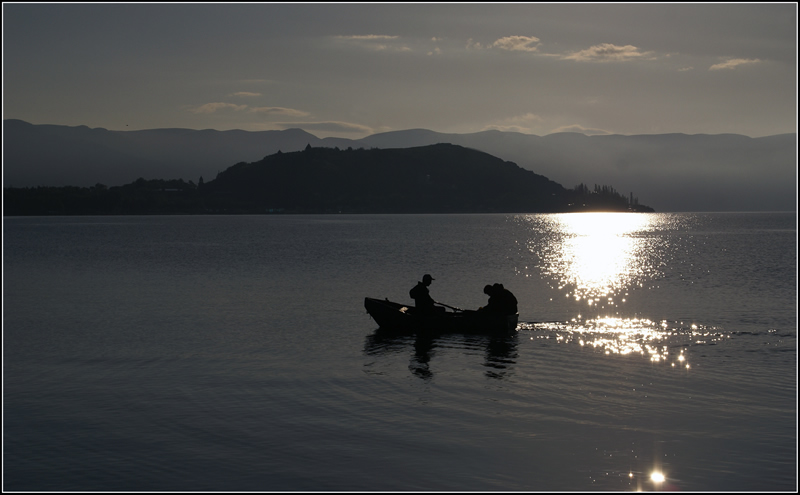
515;213;718;368
518;317;728;368
524;213;666;309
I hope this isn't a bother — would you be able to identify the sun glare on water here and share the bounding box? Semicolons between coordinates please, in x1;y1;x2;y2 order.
651;471;666;483
536;212;657;307
519;316;706;369
515;213;723;368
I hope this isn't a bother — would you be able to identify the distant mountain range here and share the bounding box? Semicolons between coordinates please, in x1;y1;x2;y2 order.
3;119;796;212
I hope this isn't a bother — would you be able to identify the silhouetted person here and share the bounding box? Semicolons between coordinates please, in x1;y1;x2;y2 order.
494;283;518;314
480;283;518;315
410;274;436;312
479;284;502;313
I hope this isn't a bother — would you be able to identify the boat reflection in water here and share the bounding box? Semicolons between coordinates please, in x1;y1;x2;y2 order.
363;327;519;381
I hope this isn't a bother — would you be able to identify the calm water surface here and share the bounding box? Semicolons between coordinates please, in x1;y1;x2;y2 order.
3;213;796;491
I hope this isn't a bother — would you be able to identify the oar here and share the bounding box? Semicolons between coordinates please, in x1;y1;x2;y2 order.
435;301;465;312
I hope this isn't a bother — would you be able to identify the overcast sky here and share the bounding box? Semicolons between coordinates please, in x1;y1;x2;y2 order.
3;3;797;138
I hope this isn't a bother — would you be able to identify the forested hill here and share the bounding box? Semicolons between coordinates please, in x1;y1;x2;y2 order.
4;144;654;215
208;143;567;213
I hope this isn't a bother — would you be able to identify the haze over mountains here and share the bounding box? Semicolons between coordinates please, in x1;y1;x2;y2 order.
3;119;796;212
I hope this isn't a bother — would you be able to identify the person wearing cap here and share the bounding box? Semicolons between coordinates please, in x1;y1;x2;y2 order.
409;274;437;312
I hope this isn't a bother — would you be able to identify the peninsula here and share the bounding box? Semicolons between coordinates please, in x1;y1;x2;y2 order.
3;143;654;215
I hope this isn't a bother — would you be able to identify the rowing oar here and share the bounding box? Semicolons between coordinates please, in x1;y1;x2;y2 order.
434;301;465;312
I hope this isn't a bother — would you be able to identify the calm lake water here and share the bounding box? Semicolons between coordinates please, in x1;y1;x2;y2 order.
3;212;797;491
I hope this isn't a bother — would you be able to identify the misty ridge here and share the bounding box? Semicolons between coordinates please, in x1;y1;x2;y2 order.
3;119;796;212
3;144;652;215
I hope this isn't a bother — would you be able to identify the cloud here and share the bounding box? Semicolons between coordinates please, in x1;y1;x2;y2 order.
482;119;612;136
709;58;761;70
333;34;410;52
492;36;541;52
237;79;276;84
466;36;541;52
335;35;399;41
380;45;412;52
466;38;485;50
466;39;650;62
482;113;544;134
562;43;654;62
548;124;612;136
484;124;537;134
249;107;310;117
189;102;248;114
229;92;261;97
507;112;544;123
489;113;544;127
189;103;311;118
274;121;375;134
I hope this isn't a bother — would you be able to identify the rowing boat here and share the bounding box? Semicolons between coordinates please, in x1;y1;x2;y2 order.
364;297;518;334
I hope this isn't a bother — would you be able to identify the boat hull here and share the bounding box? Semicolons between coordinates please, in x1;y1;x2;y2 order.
364;297;518;334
